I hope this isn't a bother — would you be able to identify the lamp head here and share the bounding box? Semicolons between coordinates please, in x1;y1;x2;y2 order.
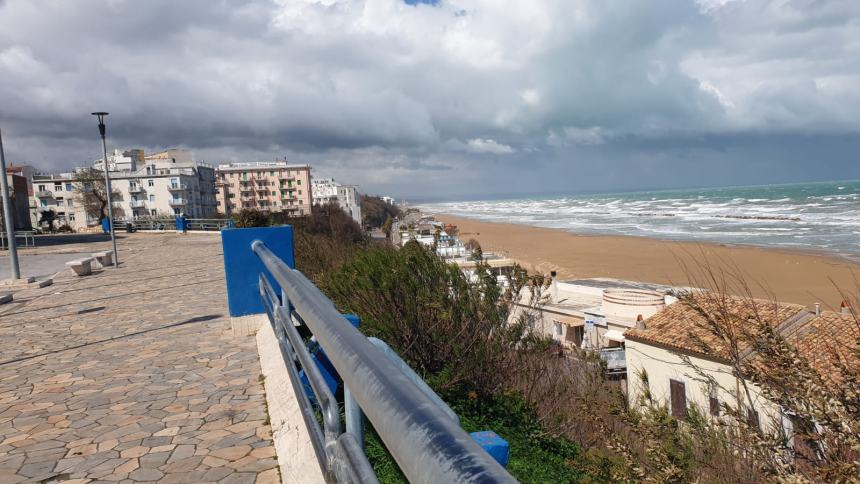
91;112;109;137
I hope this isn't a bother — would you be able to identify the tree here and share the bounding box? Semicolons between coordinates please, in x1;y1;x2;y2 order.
39;210;57;232
361;195;400;228
381;215;393;240
73;168;123;221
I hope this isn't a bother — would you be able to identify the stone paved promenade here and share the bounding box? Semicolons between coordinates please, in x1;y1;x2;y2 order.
0;234;279;483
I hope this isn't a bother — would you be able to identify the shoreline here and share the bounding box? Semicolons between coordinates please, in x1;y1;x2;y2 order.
433;213;860;309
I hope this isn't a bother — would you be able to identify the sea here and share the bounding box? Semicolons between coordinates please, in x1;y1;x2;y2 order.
419;180;860;261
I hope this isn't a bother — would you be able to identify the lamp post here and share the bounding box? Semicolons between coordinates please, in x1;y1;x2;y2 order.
92;112;119;268
0;128;21;280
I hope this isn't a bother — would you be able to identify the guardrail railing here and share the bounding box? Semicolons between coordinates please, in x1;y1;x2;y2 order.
185;218;230;231
251;240;515;484
0;231;35;249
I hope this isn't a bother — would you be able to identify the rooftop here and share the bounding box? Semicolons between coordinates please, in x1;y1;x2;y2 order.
624;294;808;361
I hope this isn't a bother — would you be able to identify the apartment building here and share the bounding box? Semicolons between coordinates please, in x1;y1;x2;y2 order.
215;161;311;216
32;172;92;230
311;177;362;225
31;149;217;231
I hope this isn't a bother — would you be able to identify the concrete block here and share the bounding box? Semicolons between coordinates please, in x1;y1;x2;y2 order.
93;251;114;268
256;322;326;484
66;258;94;276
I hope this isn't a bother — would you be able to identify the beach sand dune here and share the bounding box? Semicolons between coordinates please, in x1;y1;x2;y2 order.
437;214;859;309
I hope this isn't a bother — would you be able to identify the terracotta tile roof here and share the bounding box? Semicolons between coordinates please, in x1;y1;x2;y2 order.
784;311;859;384
624;294;807;362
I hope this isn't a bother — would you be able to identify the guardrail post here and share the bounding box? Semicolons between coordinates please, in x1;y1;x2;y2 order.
222;226;294;336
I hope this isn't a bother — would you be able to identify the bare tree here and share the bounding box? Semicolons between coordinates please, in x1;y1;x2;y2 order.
73;168;123;221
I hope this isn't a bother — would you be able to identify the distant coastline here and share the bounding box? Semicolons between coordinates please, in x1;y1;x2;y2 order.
418;179;860;261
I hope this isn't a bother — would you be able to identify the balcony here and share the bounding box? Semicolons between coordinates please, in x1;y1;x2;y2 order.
128;186;145;194
167;183;187;191
130;200;147;208
169;198;187;206
36;190;54;198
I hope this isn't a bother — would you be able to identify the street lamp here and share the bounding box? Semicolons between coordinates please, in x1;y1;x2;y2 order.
92;112;119;268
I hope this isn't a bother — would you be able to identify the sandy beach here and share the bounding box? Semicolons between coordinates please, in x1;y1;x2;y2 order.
436;214;860;309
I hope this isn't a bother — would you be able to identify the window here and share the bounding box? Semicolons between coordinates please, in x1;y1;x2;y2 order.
709;394;720;417
65;183;73;191
149;195;155;202
151;209;157;216
670;379;687;419
38;185;46;191
297;179;301;185
173;208;181;215
40;200;48;207
67;200;74;208
553;322;563;336
148;179;154;187
54;183;62;191
69;214;75;222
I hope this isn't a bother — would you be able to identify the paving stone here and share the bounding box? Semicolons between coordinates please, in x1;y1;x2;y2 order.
0;235;277;482
129;467;164;481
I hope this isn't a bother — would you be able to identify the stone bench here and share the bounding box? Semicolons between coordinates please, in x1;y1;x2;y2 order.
66;258;95;276
93;250;114;268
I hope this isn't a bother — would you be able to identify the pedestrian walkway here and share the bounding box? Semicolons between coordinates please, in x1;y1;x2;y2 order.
0;234;278;483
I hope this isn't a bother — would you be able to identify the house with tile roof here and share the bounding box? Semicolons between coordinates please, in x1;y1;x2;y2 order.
624;294;857;438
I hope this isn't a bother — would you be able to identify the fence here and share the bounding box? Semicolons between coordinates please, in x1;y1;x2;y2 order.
252;240;515;483
111;218;231;232
0;231;35;250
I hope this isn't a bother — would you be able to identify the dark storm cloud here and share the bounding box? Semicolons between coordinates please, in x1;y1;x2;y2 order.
1;0;859;199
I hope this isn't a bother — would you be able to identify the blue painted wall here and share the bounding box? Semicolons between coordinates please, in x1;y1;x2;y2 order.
221;226;295;317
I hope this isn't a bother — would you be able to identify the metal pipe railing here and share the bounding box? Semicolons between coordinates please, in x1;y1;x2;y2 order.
252;240;515;484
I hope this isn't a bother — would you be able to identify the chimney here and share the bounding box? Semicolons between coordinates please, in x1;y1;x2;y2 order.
814;302;821;316
636;314;645;330
550;271;558;302
841;300;853;315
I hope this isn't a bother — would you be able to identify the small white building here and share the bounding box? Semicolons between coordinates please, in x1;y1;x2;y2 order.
623;296;856;439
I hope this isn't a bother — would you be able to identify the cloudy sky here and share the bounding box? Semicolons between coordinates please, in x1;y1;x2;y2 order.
1;0;858;200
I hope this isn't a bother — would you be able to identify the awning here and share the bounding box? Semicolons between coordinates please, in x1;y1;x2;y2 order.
604;330;625;343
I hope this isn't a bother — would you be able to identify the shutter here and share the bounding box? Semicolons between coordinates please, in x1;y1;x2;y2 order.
747;408;760;431
670;380;687;419
709;396;720;416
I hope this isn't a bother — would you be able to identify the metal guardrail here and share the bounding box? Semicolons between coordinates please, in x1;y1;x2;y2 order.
252;240;515;484
114;218;177;231
0;231;35;249
185;218;229;231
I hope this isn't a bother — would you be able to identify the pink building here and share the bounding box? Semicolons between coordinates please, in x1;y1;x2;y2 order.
215;161;312;216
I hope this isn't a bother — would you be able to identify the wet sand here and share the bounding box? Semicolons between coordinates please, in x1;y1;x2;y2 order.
436;214;860;309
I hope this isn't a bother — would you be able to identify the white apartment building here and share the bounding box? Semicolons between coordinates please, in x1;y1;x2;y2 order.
311;177;362;225
32;173;94;229
32;149;217;231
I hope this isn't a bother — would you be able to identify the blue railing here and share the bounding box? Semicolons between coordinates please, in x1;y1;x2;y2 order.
251;240;515;483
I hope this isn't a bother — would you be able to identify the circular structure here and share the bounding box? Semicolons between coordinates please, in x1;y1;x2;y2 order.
601;288;665;319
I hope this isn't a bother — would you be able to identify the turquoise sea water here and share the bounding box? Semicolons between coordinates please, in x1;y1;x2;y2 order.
420;180;860;259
